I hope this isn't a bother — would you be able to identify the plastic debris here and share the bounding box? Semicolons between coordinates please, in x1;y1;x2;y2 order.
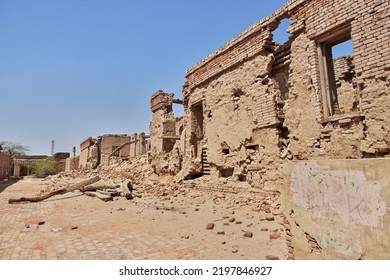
51;227;62;233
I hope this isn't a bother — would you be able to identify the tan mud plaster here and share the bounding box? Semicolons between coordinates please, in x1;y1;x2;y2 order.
290;161;386;227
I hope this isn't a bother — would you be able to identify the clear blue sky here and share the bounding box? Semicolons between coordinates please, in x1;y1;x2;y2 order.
1;0;296;155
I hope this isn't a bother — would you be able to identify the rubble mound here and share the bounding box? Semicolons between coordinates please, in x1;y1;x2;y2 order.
43;155;181;198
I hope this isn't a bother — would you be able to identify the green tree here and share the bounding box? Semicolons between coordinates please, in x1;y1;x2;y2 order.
27;157;58;178
0;141;30;156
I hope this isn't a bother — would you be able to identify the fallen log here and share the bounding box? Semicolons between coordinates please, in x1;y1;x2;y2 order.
82;184;120;192
8;176;101;204
84;191;113;202
96;189;121;197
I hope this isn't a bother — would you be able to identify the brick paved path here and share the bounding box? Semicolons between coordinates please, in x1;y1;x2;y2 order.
0;178;288;260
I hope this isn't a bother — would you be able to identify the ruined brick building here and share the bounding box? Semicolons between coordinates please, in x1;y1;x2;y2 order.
151;0;389;185
150;0;390;259
71;133;148;172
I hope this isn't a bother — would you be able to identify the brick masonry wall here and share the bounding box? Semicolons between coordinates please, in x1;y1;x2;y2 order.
286;0;390;155
333;56;354;81
101;134;131;158
180;0;390;183
289;0;390;81
185;29;272;90
79;138;95;169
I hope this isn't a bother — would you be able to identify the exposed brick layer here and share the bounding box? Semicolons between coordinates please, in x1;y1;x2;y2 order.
185;30;272;90
289;0;390;80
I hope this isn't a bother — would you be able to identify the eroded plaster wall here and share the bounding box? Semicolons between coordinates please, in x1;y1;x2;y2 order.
183;53;283;188
181;10;288;186
282;159;390;259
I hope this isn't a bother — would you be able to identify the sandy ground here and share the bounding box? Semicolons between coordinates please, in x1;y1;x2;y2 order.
0;175;297;260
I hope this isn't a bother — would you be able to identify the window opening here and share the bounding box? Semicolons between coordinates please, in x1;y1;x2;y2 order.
190;102;204;158
318;27;357;118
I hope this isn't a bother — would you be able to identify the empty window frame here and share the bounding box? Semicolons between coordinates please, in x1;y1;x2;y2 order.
317;25;358;118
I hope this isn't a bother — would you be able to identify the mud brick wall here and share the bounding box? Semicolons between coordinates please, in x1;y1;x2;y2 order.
65;156;79;172
182;1;290;185
152;0;390;260
101;133;146;163
101;134;130;158
180;0;390;187
0;151;11;180
333;56;354;80
149;90;182;175
289;0;389;80
79;137;99;170
285;0;390;157
185;29;272;90
128;133;147;158
53;152;70;172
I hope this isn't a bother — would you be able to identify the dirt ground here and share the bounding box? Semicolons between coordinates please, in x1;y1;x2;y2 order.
0;172;300;260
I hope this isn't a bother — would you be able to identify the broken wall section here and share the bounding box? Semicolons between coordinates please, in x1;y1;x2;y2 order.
181;7;294;188
149;90;183;176
284;0;390;159
100;133;148;165
12;155;48;177
78;133;148;170
65;156;79;172
53;152;70;172
79;137;100;170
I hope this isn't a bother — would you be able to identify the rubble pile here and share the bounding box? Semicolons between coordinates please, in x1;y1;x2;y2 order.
42;155;183;199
